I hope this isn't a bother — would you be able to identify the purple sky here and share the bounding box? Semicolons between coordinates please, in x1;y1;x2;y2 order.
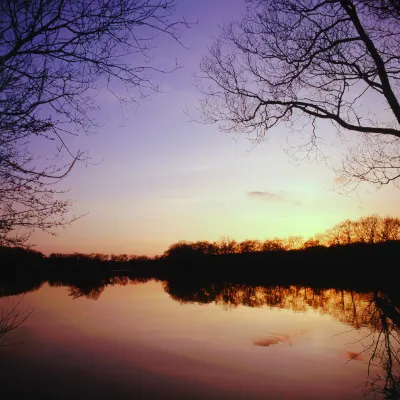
31;0;400;256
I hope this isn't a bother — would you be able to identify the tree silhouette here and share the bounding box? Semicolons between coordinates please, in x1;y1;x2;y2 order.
355;292;400;399
0;0;184;246
163;241;204;259
238;239;262;253
216;236;239;254
261;238;286;252
322;215;400;246
198;0;400;189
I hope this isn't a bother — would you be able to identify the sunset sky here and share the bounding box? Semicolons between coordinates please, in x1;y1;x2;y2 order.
31;0;400;256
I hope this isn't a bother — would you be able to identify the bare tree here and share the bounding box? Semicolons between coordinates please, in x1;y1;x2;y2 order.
216;236;239;254
238;239;262;253
325;219;356;246
262;238;285;251
380;216;400;241
322;214;400;245
0;0;184;246
357;292;400;399
198;0;400;190
354;214;381;244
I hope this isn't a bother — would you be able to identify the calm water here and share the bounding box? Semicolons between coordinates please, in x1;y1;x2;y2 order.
0;279;398;399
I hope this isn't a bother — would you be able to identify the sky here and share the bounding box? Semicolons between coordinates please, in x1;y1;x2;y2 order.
31;0;400;256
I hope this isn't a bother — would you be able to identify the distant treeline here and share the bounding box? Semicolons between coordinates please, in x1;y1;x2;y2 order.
1;241;400;311
0;239;399;310
0;216;399;295
1;214;399;264
163;214;400;257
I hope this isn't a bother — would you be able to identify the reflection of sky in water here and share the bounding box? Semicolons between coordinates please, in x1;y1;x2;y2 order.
0;282;387;399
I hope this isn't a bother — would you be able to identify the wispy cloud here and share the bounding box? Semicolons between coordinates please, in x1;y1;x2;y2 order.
333;176;346;184
248;191;302;206
248;191;281;200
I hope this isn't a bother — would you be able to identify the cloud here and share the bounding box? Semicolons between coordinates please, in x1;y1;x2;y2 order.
333;176;346;184
248;191;302;206
345;351;366;362
248;191;281;200
254;334;292;347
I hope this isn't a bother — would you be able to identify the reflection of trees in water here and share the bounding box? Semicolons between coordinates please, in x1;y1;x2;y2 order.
0;270;399;397
48;275;155;300
49;277;109;300
360;293;400;399
68;285;106;300
0;296;32;342
162;280;400;399
162;281;376;324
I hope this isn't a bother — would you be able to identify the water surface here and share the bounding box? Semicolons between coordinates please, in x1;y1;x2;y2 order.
0;279;397;399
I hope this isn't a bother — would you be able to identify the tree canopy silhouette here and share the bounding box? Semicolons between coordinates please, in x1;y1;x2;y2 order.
324;215;400;246
0;0;183;246
198;0;400;189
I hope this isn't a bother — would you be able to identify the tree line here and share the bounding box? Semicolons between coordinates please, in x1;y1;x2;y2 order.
1;214;399;263
163;214;400;258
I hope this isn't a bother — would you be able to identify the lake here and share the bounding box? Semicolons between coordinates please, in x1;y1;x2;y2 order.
0;278;398;399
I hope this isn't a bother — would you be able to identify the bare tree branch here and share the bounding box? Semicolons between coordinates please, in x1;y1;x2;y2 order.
198;0;400;189
0;0;186;246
